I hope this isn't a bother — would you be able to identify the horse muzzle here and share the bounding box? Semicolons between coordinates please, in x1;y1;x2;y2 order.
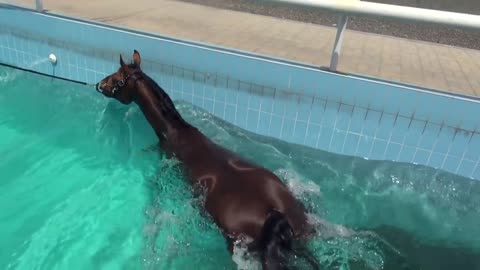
95;82;103;93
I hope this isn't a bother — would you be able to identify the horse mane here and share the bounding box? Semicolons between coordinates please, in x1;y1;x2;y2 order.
137;69;187;126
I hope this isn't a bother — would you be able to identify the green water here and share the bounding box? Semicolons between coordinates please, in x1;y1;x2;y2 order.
1;65;479;270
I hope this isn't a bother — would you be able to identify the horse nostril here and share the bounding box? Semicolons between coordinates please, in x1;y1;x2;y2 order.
95;83;103;93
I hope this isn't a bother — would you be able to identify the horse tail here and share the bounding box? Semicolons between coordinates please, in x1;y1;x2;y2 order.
259;210;320;270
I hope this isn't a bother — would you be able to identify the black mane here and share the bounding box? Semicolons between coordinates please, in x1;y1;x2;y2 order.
139;70;187;126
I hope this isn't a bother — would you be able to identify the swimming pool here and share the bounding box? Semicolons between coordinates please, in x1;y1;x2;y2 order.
1;64;480;270
1;3;480;270
1;5;480;182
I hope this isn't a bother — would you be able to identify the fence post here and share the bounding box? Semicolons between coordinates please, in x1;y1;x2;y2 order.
329;15;348;71
35;0;43;12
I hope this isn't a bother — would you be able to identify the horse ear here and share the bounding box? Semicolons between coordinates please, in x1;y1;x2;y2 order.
120;54;126;66
119;54;129;72
133;49;141;67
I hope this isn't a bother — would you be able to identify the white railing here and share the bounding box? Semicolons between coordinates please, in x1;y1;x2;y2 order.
32;0;480;71
35;0;42;11
266;0;480;30
260;0;480;71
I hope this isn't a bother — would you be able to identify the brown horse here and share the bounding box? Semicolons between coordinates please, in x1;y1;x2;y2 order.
96;50;319;270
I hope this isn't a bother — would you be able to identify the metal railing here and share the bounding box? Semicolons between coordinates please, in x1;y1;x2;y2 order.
35;0;42;11
32;0;480;71
261;0;480;71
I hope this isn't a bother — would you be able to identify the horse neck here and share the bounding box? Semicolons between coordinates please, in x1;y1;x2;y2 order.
133;76;190;141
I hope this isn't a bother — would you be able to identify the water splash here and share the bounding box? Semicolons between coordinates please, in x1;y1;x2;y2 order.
28;58;50;68
275;168;321;197
231;236;261;270
0;68;20;83
0;58;49;84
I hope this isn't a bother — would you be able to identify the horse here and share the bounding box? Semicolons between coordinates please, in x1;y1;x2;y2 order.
96;50;320;270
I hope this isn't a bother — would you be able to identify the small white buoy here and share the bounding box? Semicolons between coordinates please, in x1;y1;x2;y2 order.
48;53;57;64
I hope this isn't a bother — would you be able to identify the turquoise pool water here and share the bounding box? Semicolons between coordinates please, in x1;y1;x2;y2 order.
1;65;479;270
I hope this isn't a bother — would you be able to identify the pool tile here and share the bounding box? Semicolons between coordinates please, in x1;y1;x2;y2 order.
322;101;339;128
309;98;326;125
385;143;401;161
289;68;321;96
356;136;373;158
442;156;460;173
272;99;286;116
350;107;366;134
448;131;471;158
183;80;194;97
204;99;214;115
248;95;261;111
458;102;480;131
77;68;86;83
260;96;273;114
172;76;183;94
283;99;298;120
465;134;480;161
371;139;388;160
236;106;248;129
456;160;475;179
317;74;352;105
329;130;347;154
305;124;321;149
433;126;455;154
404;120;424;147
225;105;235;123
68;65;79;81
293;121;308;144
87;70;96;84
428;152;445;169
398;146;416;163
391;116;409;144
396;90;420;117
225;88;238;105
281;119;295;142
193;95;204;108
472;164;480;180
336;104;352;132
269;115;283;138
257;111;271;136
413;149;430;165
351;80;386;113
343;133;360;156
376;113;395;140
297;103;311;122
317;127;333;151
418;123;441;151
246;109;260;132
213;99;225;118
204;85;215;100
364;110;381;138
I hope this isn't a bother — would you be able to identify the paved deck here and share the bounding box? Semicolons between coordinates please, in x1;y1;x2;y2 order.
10;0;480;96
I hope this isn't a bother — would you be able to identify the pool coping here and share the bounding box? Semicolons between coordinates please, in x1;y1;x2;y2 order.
2;3;480;105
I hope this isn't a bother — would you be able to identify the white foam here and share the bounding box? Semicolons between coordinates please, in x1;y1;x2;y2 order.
307;213;355;239
231;236;261;270
274;168;321;197
0;70;20;83
0;59;51;83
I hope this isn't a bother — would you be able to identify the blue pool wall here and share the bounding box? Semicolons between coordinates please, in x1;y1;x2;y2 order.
1;6;480;180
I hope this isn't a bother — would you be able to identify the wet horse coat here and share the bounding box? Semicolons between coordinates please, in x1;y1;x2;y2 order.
96;50;319;269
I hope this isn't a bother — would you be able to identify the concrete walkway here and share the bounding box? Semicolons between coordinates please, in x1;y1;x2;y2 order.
11;0;480;96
